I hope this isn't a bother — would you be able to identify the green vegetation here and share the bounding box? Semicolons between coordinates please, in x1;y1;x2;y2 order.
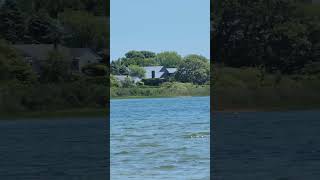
175;55;210;85
111;82;209;99
0;0;108;117
213;0;320;111
214;67;320;111
111;51;210;98
128;65;145;78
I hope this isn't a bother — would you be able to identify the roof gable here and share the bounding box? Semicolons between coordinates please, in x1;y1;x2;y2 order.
143;66;165;79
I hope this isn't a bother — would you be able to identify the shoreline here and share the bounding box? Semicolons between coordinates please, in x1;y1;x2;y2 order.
2;95;320;119
110;95;208;100
214;106;320;113
0;108;108;120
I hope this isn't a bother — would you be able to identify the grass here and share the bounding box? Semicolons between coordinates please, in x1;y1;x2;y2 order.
111;83;210;98
213;67;320;111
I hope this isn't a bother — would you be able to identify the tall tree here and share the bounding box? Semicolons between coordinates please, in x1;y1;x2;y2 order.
175;55;210;85
26;10;58;44
155;51;182;68
0;0;26;43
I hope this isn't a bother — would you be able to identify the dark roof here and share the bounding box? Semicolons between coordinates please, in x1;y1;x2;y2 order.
13;44;100;61
69;48;101;59
143;66;166;79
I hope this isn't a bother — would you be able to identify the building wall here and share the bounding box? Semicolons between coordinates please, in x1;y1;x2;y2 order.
78;53;101;72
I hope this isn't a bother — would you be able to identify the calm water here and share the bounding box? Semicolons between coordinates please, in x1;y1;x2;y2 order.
0;118;107;180
111;96;210;180
214;111;320;180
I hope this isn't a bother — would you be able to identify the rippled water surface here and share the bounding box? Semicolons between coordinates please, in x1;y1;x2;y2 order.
111;96;210;180
214;111;320;180
0;118;107;180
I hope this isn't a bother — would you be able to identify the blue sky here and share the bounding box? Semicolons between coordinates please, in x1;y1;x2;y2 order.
110;0;210;60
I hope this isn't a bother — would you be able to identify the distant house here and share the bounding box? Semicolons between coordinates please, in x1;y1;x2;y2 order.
113;66;177;84
142;66;177;79
13;44;102;73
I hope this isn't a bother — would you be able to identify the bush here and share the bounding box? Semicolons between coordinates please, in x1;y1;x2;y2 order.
142;78;167;86
82;63;108;76
121;77;135;88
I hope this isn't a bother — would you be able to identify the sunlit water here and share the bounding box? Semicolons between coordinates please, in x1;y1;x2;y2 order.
111;96;210;180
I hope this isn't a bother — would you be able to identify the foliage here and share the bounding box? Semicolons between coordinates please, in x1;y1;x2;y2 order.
128;65;145;78
110;75;120;87
121;76;135;88
39;50;71;83
0;79;108;113
0;39;36;84
59;10;108;49
82;63;108;76
175;55;210;85
125;50;156;59
142;78;167;86
26;10;60;44
0;0;109;114
212;0;320;74
0;0;25;42
111;84;209;98
110;59;129;75
119;50;158;66
213;66;320;110
154;51;182;68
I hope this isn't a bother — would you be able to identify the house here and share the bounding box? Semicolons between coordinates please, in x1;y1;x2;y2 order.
113;66;177;84
142;66;177;79
13;44;102;73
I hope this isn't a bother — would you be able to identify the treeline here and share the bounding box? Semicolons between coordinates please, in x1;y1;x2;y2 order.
213;0;320;74
0;0;109;114
111;50;210;85
212;0;320;110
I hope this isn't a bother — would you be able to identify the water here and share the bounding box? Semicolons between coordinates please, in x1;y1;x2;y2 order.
0;118;108;180
111;96;210;180
214;111;320;180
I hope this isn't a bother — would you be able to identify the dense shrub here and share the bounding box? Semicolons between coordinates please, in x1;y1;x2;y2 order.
142;78;167;86
213;67;320;110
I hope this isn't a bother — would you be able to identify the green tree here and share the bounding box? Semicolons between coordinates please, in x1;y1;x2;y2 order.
122;57;158;67
59;10;108;49
122;76;135;88
122;50;158;66
175;55;210;85
26;10;57;43
128;65;146;78
110;75;120;87
0;40;36;84
212;0;316;74
39;50;71;83
0;0;26;43
111;59;128;75
155;51;182;68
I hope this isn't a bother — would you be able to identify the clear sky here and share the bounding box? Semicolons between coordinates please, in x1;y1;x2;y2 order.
110;0;210;60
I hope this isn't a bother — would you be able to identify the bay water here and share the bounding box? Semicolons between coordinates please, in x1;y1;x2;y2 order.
111;96;210;180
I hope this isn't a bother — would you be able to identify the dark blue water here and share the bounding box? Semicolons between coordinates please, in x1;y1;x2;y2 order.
214;111;320;180
0;118;108;180
111;96;210;180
